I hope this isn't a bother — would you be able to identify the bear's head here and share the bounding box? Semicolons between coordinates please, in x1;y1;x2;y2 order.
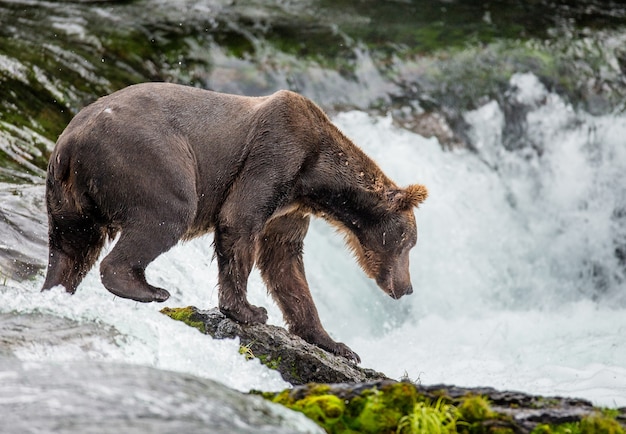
350;183;428;299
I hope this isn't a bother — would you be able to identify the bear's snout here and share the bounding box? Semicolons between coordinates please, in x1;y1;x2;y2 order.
377;250;414;299
377;274;413;299
390;283;413;299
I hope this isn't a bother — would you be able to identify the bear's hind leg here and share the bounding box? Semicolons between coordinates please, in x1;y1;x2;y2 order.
257;212;361;363
99;219;185;303
42;214;107;294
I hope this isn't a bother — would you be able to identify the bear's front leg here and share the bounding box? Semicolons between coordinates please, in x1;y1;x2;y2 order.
214;224;268;325
256;212;361;363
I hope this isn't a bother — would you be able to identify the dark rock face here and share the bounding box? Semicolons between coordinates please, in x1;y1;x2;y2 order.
161;307;388;385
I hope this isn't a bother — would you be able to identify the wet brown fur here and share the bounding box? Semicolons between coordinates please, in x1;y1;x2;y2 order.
42;83;427;362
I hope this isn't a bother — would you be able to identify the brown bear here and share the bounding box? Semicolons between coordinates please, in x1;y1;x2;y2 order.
42;83;428;362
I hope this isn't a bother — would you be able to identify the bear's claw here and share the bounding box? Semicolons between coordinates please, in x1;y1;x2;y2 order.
150;287;171;302
330;342;361;364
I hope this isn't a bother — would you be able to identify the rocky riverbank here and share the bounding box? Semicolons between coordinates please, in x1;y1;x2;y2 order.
162;306;626;433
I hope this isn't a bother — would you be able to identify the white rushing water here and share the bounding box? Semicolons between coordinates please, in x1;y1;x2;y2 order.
2;73;625;409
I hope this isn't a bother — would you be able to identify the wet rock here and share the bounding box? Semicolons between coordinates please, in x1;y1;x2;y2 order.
0;356;323;434
0;311;121;358
0;184;47;281
161;306;389;385
390;106;468;149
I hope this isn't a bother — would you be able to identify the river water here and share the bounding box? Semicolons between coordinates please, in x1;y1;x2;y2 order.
1;0;626;426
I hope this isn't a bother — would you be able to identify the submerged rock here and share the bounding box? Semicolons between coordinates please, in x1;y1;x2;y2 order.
161;306;388;385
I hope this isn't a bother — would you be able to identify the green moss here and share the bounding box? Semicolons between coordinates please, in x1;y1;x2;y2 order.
257;353;281;370
290;361;302;383
457;395;496;422
270;382;458;434
349;388;405;432
266;383;626;434
298;395;346;428
160;306;206;334
532;411;625;434
580;412;625;434
532;423;578;434
454;394;520;433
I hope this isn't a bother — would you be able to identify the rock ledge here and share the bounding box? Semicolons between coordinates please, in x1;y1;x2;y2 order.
162;306;626;433
161;306;388;385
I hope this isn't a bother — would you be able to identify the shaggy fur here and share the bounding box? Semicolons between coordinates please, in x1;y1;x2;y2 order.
42;83;427;362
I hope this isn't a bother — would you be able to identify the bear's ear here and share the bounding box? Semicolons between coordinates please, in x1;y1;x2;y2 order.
388;184;428;210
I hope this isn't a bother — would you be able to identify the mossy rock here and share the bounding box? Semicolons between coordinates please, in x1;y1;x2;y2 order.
265;381;458;433
160;306;388;385
263;381;626;434
160;306;206;334
532;411;626;434
269;381;450;434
